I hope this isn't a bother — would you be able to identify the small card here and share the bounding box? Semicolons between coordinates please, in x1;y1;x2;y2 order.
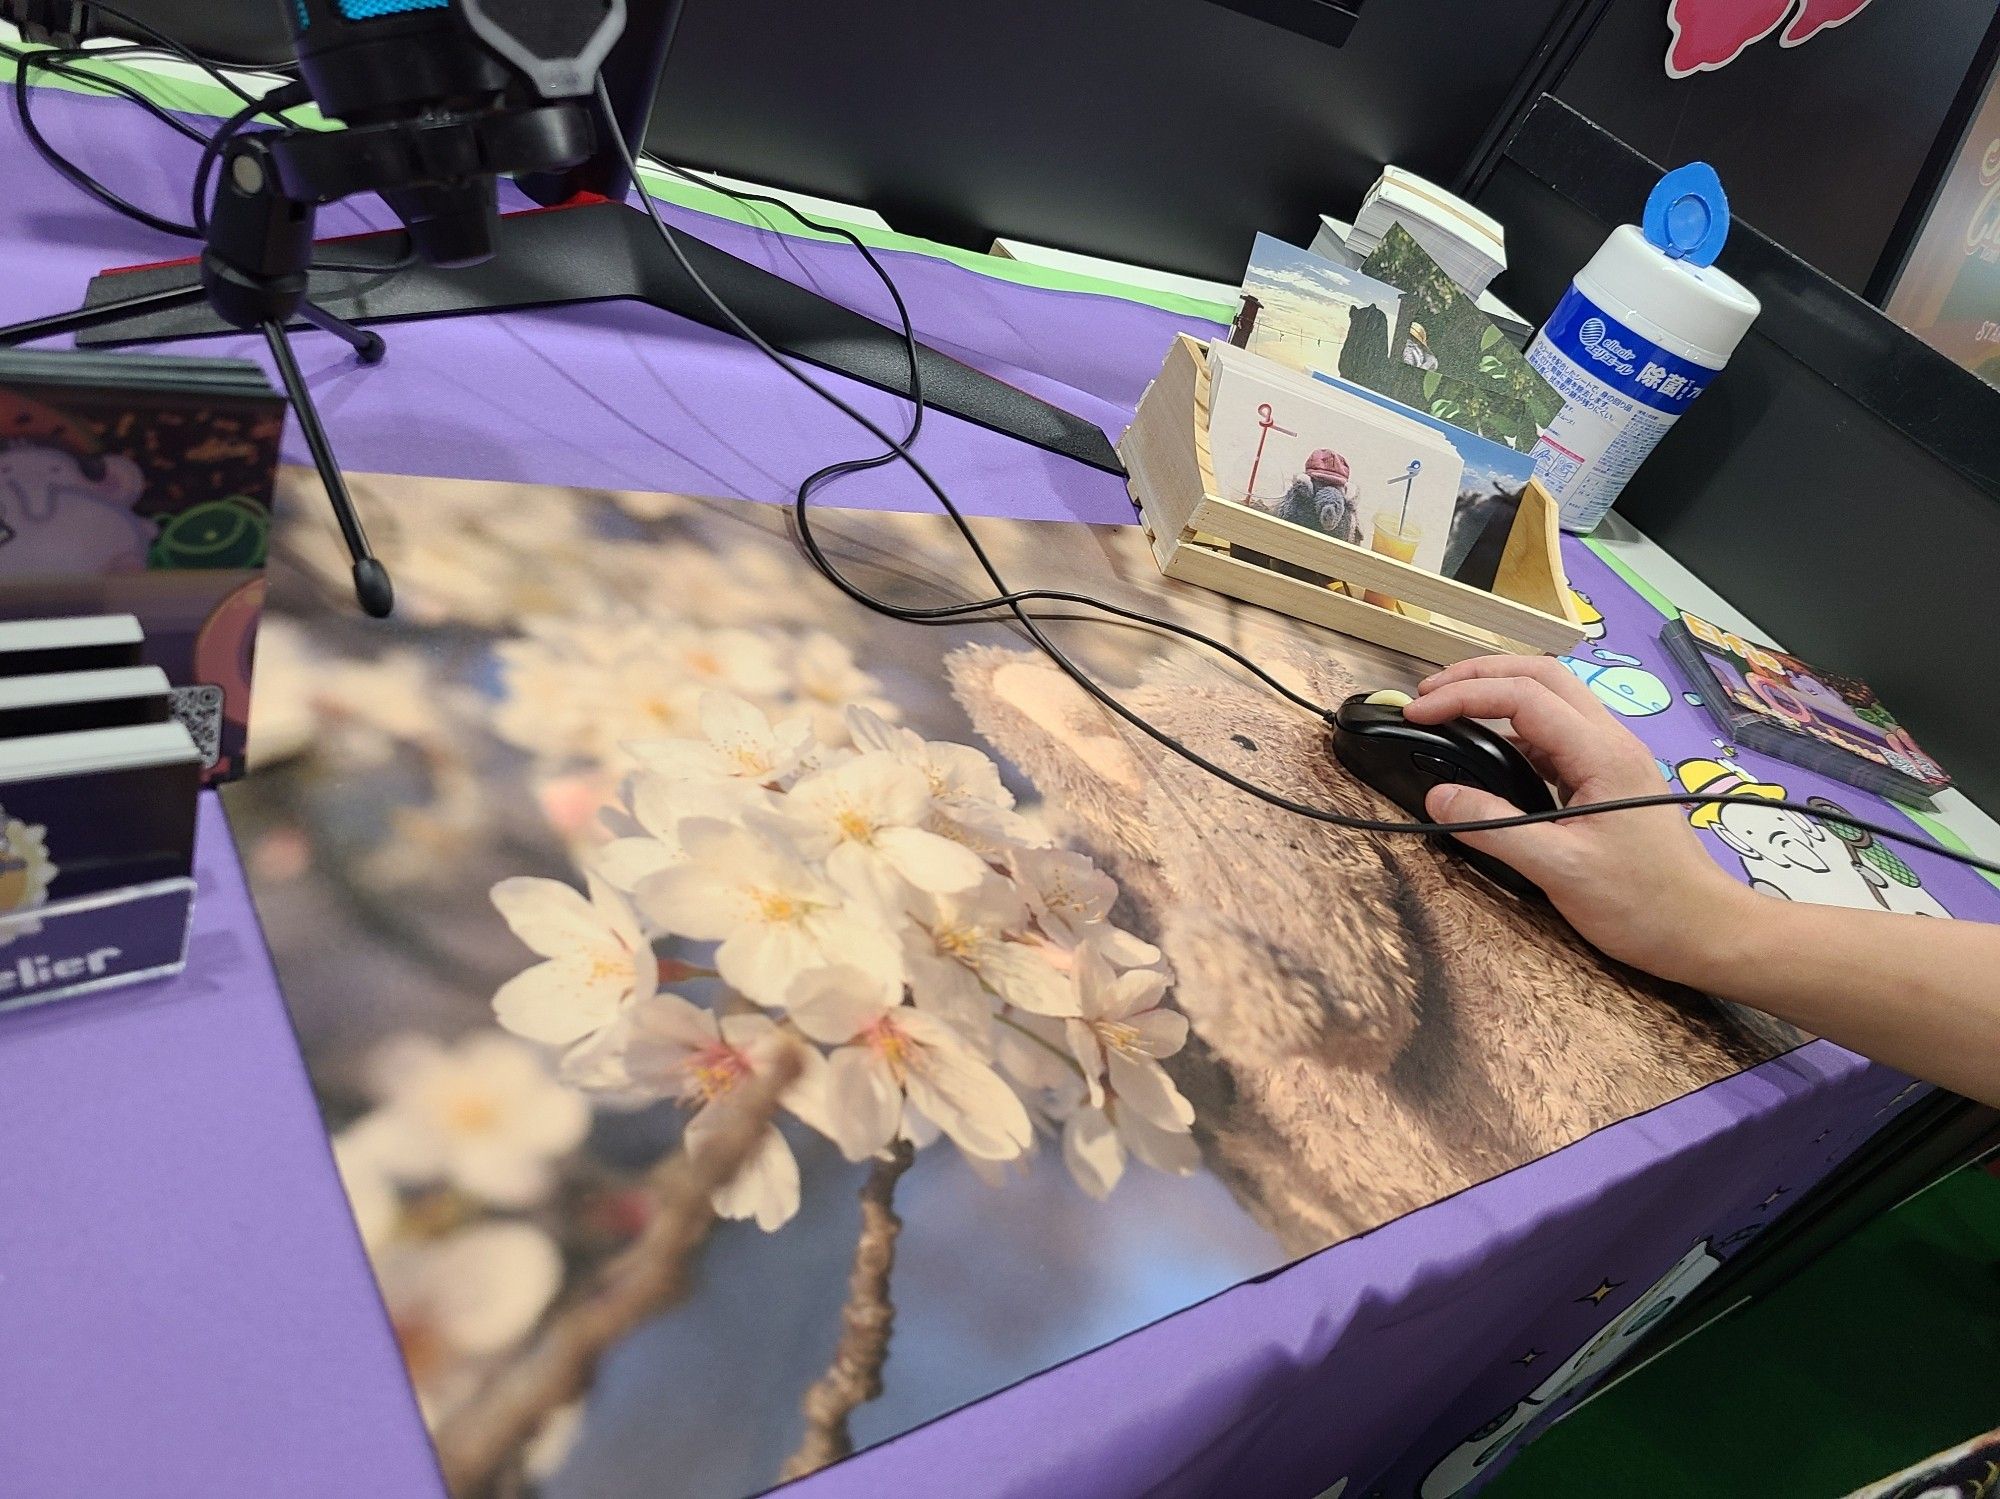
1230;234;1404;379
1339;224;1564;448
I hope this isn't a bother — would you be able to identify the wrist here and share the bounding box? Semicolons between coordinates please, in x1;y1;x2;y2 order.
1668;876;1786;996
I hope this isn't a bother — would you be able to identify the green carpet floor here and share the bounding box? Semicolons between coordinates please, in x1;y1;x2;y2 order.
1481;1164;2000;1497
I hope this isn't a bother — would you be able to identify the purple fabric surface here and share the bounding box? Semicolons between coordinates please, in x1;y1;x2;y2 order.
787;1050;1924;1499
9;89;1206;526
0;796;442;1499
3;84;1977;1499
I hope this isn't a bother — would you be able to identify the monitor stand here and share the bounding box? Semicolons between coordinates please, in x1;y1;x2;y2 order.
69;0;1123;475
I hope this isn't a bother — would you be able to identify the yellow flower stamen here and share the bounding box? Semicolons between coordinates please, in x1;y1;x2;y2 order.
934;922;982;963
865;1017;915;1085
834;808;876;844
682;1043;750;1104
443;1091;502;1136
752;888;803;923
1091;1018;1142;1055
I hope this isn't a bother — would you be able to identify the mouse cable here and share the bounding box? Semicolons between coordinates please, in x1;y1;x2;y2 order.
595;84;2000;881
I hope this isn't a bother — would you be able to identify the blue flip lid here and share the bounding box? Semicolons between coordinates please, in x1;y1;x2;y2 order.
1643;162;1731;266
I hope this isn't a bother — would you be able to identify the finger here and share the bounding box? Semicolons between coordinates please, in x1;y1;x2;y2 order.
1403;676;1608;789
1419;654;1607;719
1424;782;1576;886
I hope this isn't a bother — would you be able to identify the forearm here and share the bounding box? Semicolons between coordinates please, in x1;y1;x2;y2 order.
1681;890;2000;1108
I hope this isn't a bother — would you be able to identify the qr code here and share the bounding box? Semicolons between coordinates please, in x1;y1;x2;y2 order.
170;684;225;769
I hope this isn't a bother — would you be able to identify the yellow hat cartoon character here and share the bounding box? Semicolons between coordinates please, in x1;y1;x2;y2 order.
1569;588;1605;641
1677;758;1785;830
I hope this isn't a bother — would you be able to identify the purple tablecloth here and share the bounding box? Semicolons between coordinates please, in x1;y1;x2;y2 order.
0;796;443;1499
0;82;1977;1499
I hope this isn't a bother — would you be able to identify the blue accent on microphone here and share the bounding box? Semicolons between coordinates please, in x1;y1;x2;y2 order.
335;0;452;18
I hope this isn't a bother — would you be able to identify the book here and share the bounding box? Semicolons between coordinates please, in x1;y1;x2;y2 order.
1229;234;1403;379
1310;371;1535;591
1207;341;1464;575
1338;224;1564;451
0;666;172;740
0;348;285;784
1660;610;1952;807
0;613;143;677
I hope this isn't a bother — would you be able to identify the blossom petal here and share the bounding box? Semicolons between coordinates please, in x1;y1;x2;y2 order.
1062;1107;1125;1200
979;941;1078;1017
1103;966;1170;1021
595;836;681;894
898;1011;1033;1161
822;1048;903;1162
493;957;628;1046
716;922;826;1009
1118;1106;1202;1177
1065;1019;1109;1108
1128;1008;1189;1059
786;966;897;1044
1106;1049;1195;1132
633;863;747;942
690;1115;800;1232
491;877;605;960
425;1223;563;1354
876;826;990;894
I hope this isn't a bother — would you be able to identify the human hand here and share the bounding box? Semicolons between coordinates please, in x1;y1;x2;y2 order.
1403;655;1754;982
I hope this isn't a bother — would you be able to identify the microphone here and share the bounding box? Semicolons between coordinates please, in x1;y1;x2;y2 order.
280;0;627;266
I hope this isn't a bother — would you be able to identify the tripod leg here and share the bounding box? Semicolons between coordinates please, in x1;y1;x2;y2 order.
260;321;395;619
0;283;210;347
297;301;387;365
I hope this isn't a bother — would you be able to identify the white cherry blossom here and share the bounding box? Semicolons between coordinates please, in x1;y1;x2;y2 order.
1061;1100;1201;1200
490;874;656;1046
775;752;990;908
352;1032;591;1208
1010;847;1120;944
902;877;1076;1043
628;691;812;786
565;993;817;1230
636;819;903;1008
1064;941;1193;1133
788;967;1033;1164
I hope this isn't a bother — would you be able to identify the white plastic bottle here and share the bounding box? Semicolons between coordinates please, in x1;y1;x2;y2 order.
1526;163;1761;534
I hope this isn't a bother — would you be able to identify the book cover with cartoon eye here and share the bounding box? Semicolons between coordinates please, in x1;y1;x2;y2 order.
0;351;286;784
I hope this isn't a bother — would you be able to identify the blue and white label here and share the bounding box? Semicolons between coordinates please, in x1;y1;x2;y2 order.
1527;286;1721;532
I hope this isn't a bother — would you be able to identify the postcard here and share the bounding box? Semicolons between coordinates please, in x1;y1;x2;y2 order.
1339;224;1563;448
1313;371;1536;589
1208;342;1461;575
1229;234;1403;378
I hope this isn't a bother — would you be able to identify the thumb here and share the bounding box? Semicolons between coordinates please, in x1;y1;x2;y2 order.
1424;782;1568;882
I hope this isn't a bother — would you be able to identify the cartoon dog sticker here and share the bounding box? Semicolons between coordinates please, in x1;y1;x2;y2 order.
1675;760;1949;917
1421;1239;1723;1497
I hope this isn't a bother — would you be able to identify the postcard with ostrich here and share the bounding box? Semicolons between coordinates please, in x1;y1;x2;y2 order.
230;472;1815;1498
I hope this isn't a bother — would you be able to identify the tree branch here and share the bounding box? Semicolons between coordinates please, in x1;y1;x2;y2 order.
433;1046;804;1497
780;1141;918;1481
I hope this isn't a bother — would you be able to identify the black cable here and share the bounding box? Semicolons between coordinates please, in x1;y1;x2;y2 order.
595;82;2000;881
8;41;201;237
640;152;1334;720
6;38;408;278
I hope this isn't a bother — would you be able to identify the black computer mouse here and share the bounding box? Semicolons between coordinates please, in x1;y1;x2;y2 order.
1330;690;1557;899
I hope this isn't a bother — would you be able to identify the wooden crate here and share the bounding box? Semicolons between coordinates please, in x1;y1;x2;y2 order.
1119;335;1586;665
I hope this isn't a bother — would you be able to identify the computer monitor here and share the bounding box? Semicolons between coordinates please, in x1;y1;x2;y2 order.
94;0;1589;282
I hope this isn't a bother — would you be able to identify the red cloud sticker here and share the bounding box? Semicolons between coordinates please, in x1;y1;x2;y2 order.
1665;0;1880;78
